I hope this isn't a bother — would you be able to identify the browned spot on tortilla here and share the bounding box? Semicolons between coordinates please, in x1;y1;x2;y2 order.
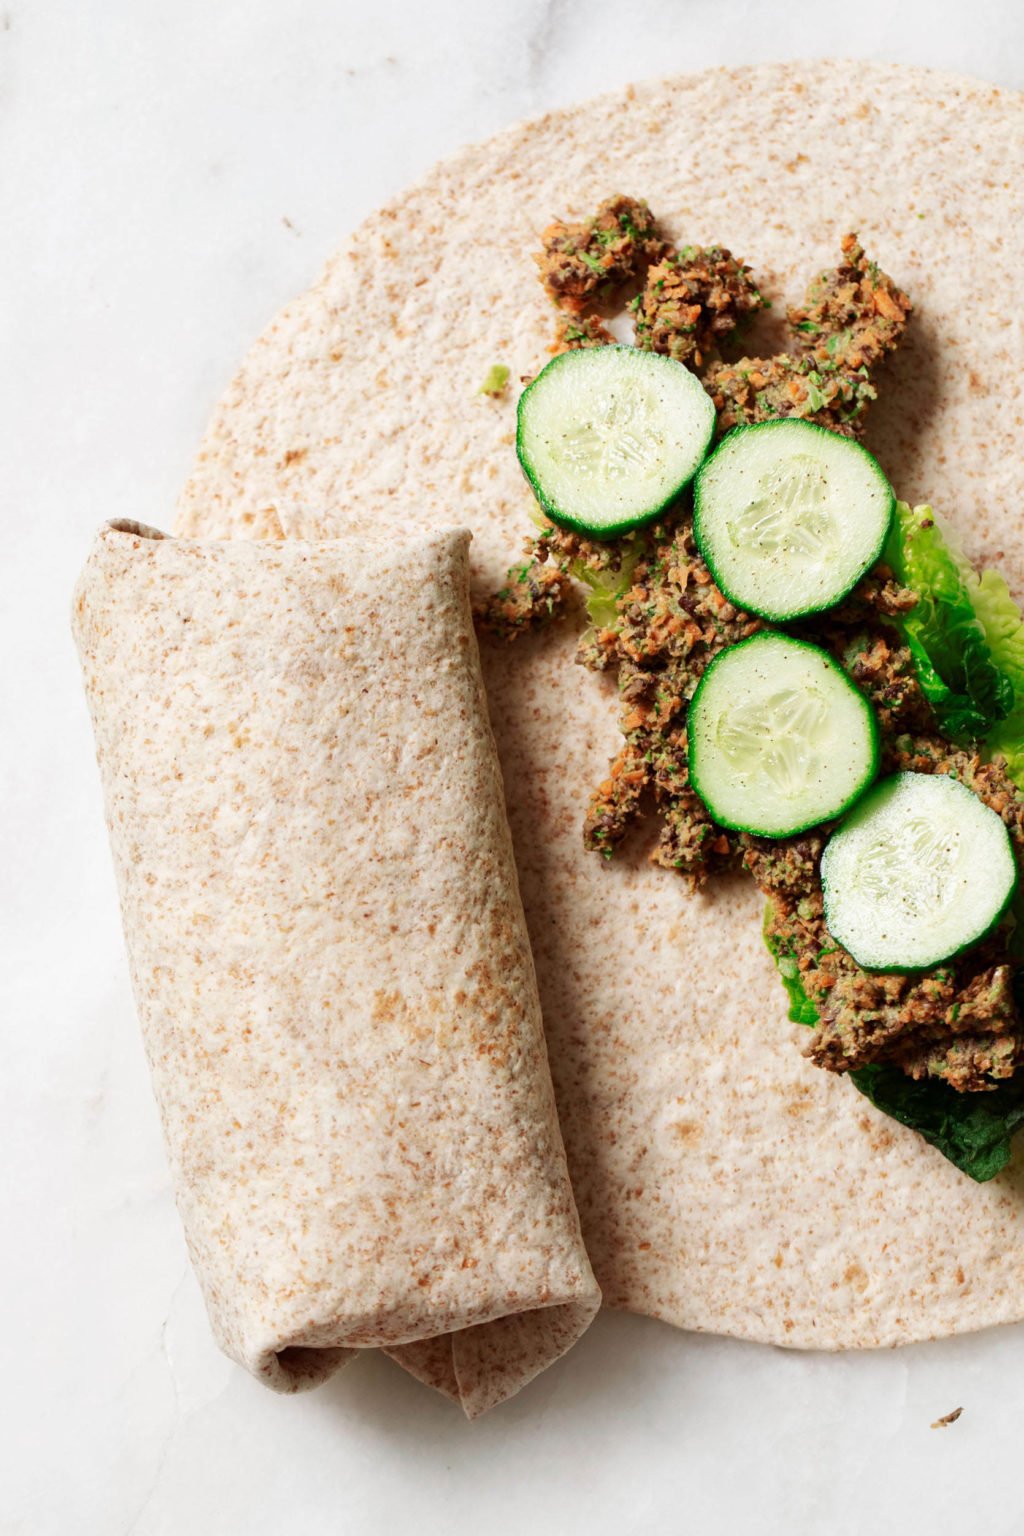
240;505;285;539
371;989;403;1023
674;1120;703;1144
282;448;307;466
844;1263;869;1293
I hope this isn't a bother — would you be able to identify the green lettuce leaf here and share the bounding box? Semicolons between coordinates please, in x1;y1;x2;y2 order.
885;502;1014;739
965;563;1024;781
849;1063;1024;1183
762;902;1024;1181
964;565;1024;956
761;908;820;1026
758;508;1024;1179
888;504;1024;954
571;544;643;632
527;508;644;633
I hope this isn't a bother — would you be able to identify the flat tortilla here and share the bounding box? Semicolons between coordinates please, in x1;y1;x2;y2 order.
73;520;599;1414
175;62;1024;1347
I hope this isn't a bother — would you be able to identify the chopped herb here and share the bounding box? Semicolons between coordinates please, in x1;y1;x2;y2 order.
479;363;510;397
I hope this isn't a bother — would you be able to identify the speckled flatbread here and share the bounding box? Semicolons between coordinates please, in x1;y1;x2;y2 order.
72;520;599;1415
175;62;1024;1346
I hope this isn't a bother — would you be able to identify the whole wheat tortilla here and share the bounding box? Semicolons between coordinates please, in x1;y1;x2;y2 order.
72;520;599;1415
176;62;1024;1347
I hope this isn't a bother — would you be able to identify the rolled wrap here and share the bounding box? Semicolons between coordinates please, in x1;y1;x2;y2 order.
73;520;599;1417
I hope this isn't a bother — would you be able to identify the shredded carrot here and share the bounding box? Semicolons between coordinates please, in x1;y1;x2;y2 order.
873;287;902;321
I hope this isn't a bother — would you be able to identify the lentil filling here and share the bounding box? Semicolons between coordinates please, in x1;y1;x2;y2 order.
479;194;1024;1098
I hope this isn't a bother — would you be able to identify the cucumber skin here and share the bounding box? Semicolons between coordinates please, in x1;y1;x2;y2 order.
687;631;881;839
692;419;896;622
515;347;716;542
820;771;1020;974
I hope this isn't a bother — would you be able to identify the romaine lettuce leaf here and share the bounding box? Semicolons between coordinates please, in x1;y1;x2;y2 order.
884;502;1014;740
762;903;1024;1182
886;504;1024;954
758;507;1024;1180
964;563;1024;782
961;565;1024;956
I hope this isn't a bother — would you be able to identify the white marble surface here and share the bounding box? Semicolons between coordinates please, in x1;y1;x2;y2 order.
5;3;1024;1532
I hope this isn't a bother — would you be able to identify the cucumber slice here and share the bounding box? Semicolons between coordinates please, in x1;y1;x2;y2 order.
688;631;879;837
692;419;894;621
516;346;715;540
822;772;1018;971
